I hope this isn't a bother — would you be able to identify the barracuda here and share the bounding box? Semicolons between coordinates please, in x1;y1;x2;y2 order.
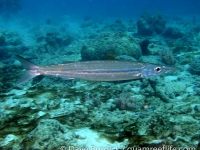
15;55;177;85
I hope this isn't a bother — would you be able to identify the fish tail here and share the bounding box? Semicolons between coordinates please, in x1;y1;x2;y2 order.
15;55;40;85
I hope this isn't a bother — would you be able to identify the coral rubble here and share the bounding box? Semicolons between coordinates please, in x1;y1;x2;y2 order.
81;32;142;60
0;10;200;149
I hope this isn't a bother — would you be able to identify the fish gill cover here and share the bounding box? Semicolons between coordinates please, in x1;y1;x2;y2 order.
0;0;200;149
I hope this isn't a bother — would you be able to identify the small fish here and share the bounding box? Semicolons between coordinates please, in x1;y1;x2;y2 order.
15;55;177;85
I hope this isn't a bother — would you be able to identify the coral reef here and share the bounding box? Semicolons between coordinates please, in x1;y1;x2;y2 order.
0;64;200;148
0;9;200;149
140;39;150;55
170;37;194;53
44;32;72;48
103;20;127;32
163;27;183;39
189;56;200;75
0;31;27;60
113;93;137;110
0;32;6;46
148;74;192;103
80;17;98;28
159;49;176;65
22;119;75;149
81;32;142;60
137;12;166;36
137;17;154;36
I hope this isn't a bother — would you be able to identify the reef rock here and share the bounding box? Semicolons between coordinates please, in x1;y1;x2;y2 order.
81;32;142;60
163;27;183;39
22;119;75;149
137;12;166;36
137;17;154;36
189;56;200;75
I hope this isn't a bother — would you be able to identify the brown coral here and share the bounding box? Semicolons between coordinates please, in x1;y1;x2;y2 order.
159;49;176;65
81;32;142;60
114;93;137;110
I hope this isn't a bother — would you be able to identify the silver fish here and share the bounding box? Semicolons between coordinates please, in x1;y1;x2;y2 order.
15;55;177;85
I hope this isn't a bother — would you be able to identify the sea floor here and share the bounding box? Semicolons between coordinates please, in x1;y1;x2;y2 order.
0;14;200;149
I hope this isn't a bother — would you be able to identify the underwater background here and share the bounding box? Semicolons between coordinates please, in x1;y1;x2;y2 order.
0;0;200;149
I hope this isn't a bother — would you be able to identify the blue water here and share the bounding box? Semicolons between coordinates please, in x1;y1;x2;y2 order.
21;0;200;20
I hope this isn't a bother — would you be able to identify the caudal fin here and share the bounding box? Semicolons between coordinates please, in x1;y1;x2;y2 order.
15;55;40;85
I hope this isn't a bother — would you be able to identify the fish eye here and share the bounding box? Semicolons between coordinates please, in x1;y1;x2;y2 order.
154;67;161;72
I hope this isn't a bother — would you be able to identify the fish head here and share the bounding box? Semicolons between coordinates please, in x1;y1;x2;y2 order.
142;64;178;77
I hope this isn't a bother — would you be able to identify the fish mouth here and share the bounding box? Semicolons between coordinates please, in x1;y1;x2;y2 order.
163;66;178;74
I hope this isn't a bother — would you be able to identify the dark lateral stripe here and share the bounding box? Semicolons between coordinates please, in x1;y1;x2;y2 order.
78;68;142;73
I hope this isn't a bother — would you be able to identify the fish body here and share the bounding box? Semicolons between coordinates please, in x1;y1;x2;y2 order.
15;55;177;85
